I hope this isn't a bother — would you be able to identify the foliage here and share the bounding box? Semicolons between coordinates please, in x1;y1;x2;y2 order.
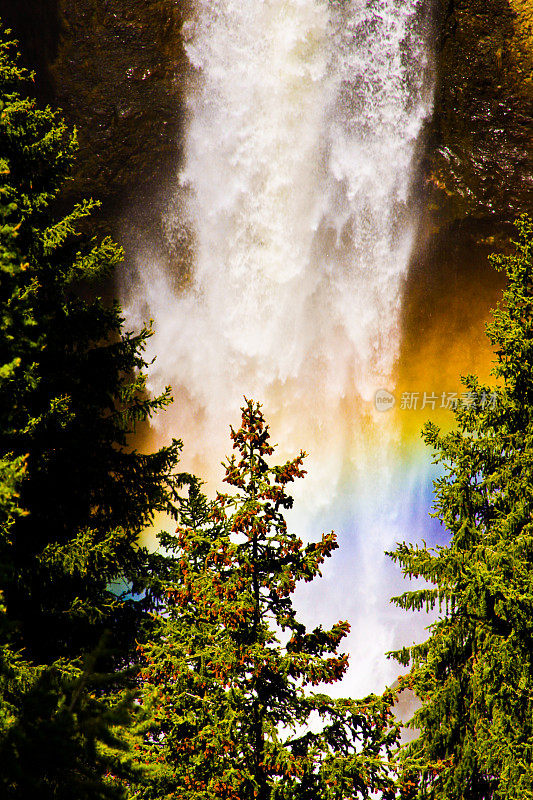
0;28;183;798
136;399;401;800
389;216;533;799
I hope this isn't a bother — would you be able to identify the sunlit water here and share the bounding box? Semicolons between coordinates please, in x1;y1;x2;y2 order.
124;0;434;696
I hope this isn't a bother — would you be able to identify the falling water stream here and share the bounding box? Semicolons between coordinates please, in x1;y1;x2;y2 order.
126;0;434;696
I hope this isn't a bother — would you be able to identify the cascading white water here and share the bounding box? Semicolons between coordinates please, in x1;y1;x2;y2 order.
125;0;433;695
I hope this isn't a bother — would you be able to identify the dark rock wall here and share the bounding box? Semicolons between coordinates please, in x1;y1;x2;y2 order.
429;0;533;227
0;0;188;235
52;1;187;216
398;0;533;393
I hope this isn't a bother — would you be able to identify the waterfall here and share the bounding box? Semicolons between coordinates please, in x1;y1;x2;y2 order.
125;0;433;695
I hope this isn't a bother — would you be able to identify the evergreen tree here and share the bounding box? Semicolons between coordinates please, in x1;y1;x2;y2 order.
389;216;533;799
137;399;400;800
0;29;182;798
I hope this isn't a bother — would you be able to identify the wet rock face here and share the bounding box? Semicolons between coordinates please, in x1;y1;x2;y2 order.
0;0;188;231
53;1;187;216
429;0;533;225
2;0;531;233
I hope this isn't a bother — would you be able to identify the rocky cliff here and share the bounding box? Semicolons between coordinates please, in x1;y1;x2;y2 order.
1;0;532;235
429;0;533;227
0;0;188;237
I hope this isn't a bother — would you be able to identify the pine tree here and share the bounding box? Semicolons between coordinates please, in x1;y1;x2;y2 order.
0;29;183;798
389;216;533;799
137;399;400;800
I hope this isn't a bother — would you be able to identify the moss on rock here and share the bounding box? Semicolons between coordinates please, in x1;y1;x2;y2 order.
508;0;533;95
